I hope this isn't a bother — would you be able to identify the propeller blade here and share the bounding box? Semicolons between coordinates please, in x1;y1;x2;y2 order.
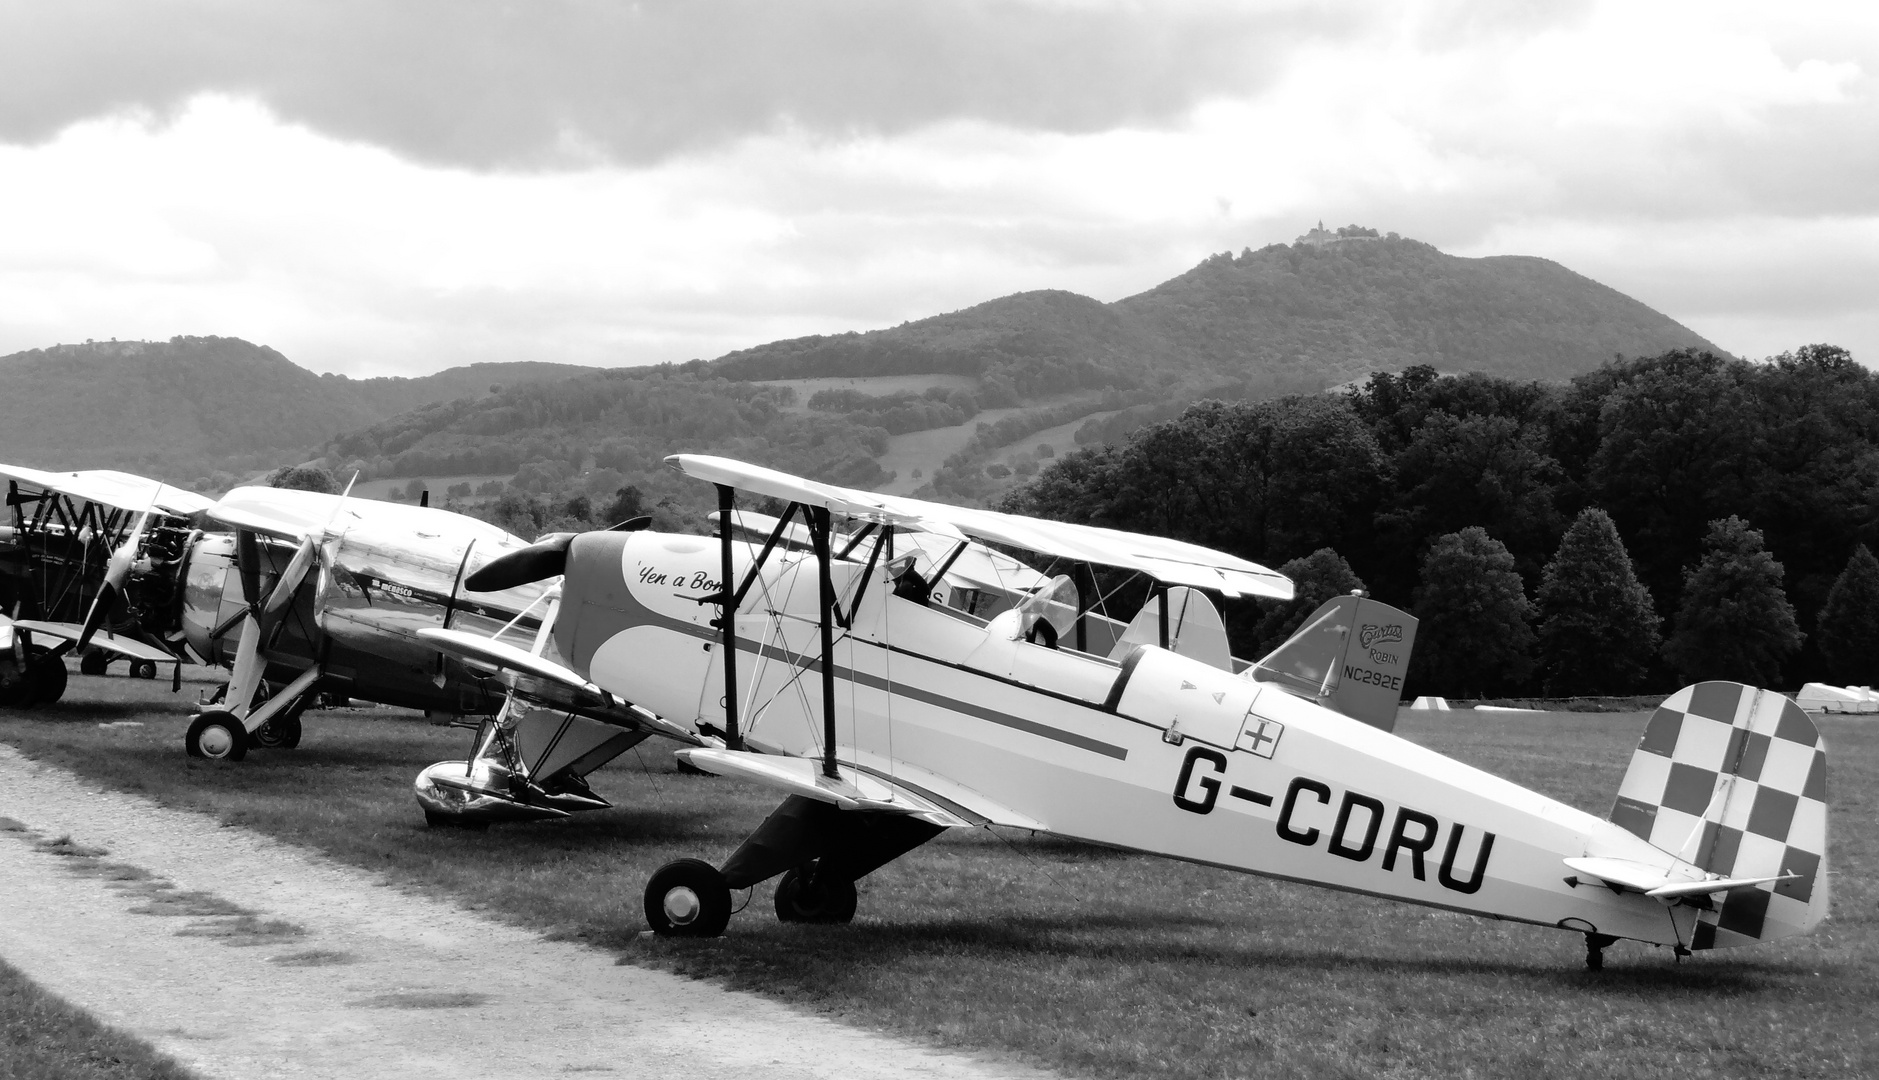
225;615;265;717
75;581;118;652
264;535;319;614
465;534;574;592
76;510;150;651
236;531;262;608
609;516;653;532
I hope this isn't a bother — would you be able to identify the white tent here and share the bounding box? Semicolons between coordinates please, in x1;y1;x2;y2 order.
1795;683;1879;715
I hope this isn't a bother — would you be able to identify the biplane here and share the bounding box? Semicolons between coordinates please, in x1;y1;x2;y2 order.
1;464;211;704
172;486;700;823
4;465;696;820
448;455;1828;967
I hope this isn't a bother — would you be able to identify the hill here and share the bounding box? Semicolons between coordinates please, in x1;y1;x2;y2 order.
1115;237;1717;385
708;233;1718;395
0;337;592;482
2;230;1725;507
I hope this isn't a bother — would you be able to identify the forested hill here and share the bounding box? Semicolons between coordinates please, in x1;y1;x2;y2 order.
708;234;1718;392
1115;239;1717;385
0;337;591;480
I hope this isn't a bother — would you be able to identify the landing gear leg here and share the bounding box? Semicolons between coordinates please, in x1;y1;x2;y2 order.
1584;933;1618;970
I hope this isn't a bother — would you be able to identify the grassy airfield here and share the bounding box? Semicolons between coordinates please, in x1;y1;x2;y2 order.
2;675;1874;1080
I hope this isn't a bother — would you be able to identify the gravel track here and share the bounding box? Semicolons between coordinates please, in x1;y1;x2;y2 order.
0;744;1053;1080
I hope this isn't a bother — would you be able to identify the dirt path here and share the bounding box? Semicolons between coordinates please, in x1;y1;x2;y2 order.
0;745;1053;1080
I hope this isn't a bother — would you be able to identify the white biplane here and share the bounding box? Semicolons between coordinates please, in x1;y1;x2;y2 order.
439;455;1830;967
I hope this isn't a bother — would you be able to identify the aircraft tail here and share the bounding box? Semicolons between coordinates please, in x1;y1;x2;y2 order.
1249;593;1417;732
1610;682;1829;949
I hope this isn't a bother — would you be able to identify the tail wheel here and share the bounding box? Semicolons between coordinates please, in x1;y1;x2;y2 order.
774;864;858;924
644;859;732;937
79;651;108;676
185;710;248;762
251;714;302;749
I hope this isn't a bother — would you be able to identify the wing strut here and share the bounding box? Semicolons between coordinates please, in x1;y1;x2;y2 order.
808;505;840;781
715;484;743;751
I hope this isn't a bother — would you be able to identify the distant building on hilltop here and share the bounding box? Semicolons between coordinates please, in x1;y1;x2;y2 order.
1296;221;1386;247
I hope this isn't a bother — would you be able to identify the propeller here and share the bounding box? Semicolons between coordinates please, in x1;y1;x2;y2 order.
76;510;152;651
262;473;359;619
465;533;575;592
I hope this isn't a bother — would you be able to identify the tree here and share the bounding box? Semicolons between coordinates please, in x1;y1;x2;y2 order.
1378;411;1563;584
1817;544;1879;685
600;485;644;525
1663;517;1802;684
1535;508;1661;695
1410;528;1534;697
1244;548;1366;658
264;465;337;493
403;478;427;503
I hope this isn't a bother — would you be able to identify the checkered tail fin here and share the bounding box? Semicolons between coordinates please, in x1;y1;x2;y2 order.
1609;681;1829;950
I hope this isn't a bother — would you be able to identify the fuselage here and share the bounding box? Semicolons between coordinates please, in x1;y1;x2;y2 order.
175;489;553;714
539;527;1787;950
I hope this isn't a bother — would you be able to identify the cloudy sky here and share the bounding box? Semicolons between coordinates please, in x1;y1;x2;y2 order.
2;0;1874;377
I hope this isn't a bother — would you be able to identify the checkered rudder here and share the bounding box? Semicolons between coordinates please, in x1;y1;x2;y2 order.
1610;681;1829;949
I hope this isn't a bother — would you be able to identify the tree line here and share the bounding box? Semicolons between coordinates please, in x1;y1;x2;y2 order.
1000;345;1879;695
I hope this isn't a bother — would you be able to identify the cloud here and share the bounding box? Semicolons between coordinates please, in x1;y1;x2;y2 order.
1;0;1874;376
0;0;1363;168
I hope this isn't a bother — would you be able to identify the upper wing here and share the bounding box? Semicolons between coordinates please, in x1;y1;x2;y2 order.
0;464;214;518
669;454;1291;600
417;627;701;744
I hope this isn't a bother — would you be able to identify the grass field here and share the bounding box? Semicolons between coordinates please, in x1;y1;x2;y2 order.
0;954;195;1080
2;675;1875;1079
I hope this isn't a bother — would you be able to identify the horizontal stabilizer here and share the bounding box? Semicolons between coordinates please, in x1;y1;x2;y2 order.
1646;874;1798;900
1562;855;1702;894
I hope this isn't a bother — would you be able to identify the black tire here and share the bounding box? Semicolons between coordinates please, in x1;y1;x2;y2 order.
26;650;67;706
644;859;732;937
79;651;108;676
185;710;248;762
251;714;302;749
773;864;859;924
132;660;158;680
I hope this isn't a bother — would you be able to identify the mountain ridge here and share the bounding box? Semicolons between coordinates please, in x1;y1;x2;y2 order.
2;231;1724;491
0;337;595;480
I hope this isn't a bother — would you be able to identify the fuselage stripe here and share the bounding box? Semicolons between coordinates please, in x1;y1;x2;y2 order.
730;636;1130;761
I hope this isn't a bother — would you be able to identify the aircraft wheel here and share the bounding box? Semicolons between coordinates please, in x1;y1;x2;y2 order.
132;660;158;680
185;710;248;762
26;649;67;706
773;865;858;924
79;651;108;676
251;715;302;749
644;859;732;937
